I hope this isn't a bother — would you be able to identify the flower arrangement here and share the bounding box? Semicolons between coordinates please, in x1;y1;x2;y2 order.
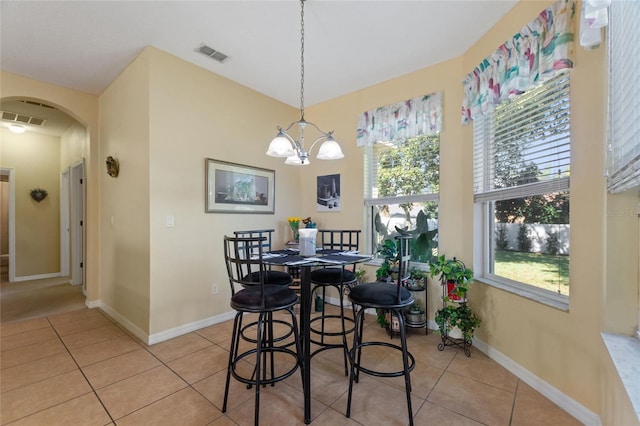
287;217;301;242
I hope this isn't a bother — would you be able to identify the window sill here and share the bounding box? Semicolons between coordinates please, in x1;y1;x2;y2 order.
478;276;569;311
601;333;640;421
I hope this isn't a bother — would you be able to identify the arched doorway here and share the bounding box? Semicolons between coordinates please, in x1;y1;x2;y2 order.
0;97;88;321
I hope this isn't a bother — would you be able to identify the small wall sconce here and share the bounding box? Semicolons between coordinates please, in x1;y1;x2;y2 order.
30;188;48;202
106;156;119;178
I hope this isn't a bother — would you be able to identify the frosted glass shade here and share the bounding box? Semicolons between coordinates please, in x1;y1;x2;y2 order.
266;135;295;157
316;138;344;160
285;155;310;165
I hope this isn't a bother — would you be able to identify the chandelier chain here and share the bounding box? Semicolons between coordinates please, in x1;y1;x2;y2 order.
300;0;305;120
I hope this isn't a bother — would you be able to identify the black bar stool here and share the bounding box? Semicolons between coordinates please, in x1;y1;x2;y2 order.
346;234;416;426
222;235;303;426
309;229;361;375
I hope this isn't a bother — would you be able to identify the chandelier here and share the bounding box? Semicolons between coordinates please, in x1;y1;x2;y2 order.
266;0;344;166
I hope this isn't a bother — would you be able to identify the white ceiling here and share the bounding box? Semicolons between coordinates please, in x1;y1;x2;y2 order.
1;0;518;134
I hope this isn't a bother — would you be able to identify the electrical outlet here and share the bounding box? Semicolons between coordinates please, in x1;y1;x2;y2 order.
212;284;219;295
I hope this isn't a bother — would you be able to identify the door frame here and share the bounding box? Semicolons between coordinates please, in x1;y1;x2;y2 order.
1;168;15;282
69;160;85;287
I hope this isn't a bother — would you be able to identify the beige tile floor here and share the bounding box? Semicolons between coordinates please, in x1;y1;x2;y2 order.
0;304;582;425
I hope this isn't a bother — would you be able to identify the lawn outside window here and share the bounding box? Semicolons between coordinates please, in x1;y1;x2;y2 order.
473;74;571;306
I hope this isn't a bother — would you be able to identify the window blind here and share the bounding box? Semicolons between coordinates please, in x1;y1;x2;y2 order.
474;73;571;200
607;0;640;193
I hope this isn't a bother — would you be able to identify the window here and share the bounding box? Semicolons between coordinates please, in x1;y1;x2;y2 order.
607;1;640;193
364;134;439;263
474;74;570;305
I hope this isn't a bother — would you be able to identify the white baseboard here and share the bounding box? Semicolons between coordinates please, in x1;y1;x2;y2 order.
324;295;598;425
472;337;601;426
13;272;64;282
147;310;236;345
88;299;236;346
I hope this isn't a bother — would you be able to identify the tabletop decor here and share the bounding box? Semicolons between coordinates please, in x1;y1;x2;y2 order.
288;216;301;242
205;158;275;214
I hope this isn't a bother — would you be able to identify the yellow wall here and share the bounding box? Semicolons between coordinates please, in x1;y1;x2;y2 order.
304;0;636;422
1;129;61;276
1;0;637;421
0;71;100;300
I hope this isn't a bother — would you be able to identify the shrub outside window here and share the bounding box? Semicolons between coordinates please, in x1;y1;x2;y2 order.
474;74;571;304
364;134;439;264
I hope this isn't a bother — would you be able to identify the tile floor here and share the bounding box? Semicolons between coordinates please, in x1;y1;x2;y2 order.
0;305;582;425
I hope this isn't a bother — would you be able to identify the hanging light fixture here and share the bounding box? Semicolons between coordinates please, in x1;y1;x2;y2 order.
266;0;344;166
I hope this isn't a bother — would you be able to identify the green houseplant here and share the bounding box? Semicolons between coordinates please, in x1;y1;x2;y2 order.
434;303;480;341
405;299;425;325
429;255;474;300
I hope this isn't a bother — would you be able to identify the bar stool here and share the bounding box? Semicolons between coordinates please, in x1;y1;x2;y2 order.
309;229;361;375
233;229;296;347
222;235;303;426
346;234;416;426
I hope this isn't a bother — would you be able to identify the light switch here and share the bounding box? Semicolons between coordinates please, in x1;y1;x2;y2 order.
166;215;175;228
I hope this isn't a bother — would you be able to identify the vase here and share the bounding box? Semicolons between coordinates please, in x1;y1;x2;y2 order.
290;223;300;243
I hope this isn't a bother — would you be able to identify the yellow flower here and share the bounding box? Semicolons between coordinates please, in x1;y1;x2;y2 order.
287;216;301;225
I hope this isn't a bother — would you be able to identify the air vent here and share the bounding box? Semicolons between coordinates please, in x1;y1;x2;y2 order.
19;100;56;110
0;111;46;126
195;43;228;63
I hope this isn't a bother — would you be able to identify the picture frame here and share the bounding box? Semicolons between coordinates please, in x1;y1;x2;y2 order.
205;158;275;214
317;174;341;212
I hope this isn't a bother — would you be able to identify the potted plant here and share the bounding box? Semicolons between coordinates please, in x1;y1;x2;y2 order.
407;267;428;291
354;268;367;285
405;300;425;325
434;303;480;341
375;238;398;282
429;255;473;301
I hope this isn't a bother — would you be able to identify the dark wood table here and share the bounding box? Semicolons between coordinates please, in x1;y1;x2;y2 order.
263;248;371;424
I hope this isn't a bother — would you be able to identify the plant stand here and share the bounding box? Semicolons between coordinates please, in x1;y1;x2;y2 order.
438;284;472;357
404;280;428;334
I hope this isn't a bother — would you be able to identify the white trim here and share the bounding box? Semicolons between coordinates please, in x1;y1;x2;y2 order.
473;337;602;426
13;272;64;282
1;168;16;282
601;333;640;422
95;299;236;345
148;311;237;345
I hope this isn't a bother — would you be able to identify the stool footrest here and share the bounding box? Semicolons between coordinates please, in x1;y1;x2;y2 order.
349;341;416;378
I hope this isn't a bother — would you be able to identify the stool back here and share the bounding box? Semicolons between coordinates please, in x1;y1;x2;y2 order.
224;235;267;299
394;234;412;302
318;230;361;251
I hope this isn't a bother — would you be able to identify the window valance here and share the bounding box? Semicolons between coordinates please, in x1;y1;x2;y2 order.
461;0;575;124
356;92;442;147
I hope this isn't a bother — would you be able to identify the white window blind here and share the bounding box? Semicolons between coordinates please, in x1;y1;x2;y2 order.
474;73;571;202
607;0;640;193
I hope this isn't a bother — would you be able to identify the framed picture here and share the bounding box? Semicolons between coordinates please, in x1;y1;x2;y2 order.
205;158;275;214
317;174;341;212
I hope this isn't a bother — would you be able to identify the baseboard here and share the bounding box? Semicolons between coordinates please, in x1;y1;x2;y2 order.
473;337;601;426
147;311;236;345
13;272;64;282
326;294;599;425
95;301;149;344
88;299;236;346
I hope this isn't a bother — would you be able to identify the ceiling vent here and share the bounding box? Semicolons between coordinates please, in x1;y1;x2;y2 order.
195;44;228;63
19;100;57;110
1;111;46;126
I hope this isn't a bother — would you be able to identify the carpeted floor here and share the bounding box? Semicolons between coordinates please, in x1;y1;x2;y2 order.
0;276;86;324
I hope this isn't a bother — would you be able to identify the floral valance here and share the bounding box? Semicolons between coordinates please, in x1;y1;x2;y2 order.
461;0;575;124
356;91;442;147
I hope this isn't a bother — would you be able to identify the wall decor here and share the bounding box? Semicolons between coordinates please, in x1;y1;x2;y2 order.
30;188;48;202
205;158;275;214
106;156;119;178
317;174;341;212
